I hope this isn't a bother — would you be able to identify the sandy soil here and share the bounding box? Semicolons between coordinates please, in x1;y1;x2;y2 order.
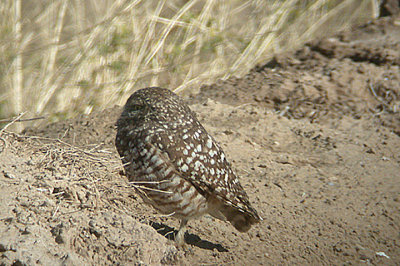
1;14;400;265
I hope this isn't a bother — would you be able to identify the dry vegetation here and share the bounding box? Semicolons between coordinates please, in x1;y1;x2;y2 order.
0;4;399;263
0;0;378;129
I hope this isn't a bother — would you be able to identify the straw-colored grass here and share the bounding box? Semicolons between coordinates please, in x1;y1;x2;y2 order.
0;0;378;129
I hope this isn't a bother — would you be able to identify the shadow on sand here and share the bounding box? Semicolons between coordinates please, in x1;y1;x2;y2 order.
150;221;228;252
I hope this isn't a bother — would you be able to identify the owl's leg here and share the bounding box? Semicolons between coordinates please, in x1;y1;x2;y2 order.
175;218;188;246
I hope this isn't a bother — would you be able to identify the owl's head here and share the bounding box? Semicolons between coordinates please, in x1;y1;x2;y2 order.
118;87;195;128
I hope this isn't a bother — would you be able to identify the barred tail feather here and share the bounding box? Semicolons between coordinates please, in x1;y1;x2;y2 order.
221;204;261;232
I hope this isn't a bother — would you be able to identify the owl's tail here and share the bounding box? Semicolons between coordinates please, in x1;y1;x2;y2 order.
208;196;262;232
222;204;261;232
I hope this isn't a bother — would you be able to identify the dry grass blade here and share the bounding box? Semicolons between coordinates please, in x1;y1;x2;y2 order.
12;0;23;132
0;0;377;126
36;0;68;114
130;183;173;194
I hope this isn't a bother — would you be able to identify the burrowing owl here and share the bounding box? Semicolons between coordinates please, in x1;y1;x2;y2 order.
115;87;261;245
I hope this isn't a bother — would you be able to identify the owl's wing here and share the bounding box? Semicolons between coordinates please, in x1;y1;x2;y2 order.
151;122;261;230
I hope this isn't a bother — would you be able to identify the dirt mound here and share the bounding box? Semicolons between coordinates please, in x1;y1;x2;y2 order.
0;132;179;265
1;15;400;265
189;16;400;135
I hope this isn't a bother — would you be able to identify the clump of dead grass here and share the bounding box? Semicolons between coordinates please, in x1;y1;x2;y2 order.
0;0;379;130
0;128;130;213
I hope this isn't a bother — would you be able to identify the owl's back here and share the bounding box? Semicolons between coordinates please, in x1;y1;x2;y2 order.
115;87;261;231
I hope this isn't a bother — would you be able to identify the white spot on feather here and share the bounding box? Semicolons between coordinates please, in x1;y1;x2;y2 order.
224;173;229;182
206;138;212;149
186;156;194;164
181;164;189;172
194;161;203;171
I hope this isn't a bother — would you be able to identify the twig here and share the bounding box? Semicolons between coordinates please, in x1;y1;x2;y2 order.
369;83;382;102
0;112;26;135
368;82;393;111
130;180;169;184
0;116;46;123
51;201;61;219
131;183;173;194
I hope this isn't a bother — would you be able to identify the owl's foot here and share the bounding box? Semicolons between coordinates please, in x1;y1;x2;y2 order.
175;219;188;247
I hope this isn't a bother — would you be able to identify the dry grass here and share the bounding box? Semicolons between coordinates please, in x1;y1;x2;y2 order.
0;129;146;218
0;0;378;129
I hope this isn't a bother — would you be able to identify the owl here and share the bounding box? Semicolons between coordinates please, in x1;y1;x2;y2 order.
115;87;261;246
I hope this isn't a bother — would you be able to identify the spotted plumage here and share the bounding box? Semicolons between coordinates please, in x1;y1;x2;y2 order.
115;87;261;245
